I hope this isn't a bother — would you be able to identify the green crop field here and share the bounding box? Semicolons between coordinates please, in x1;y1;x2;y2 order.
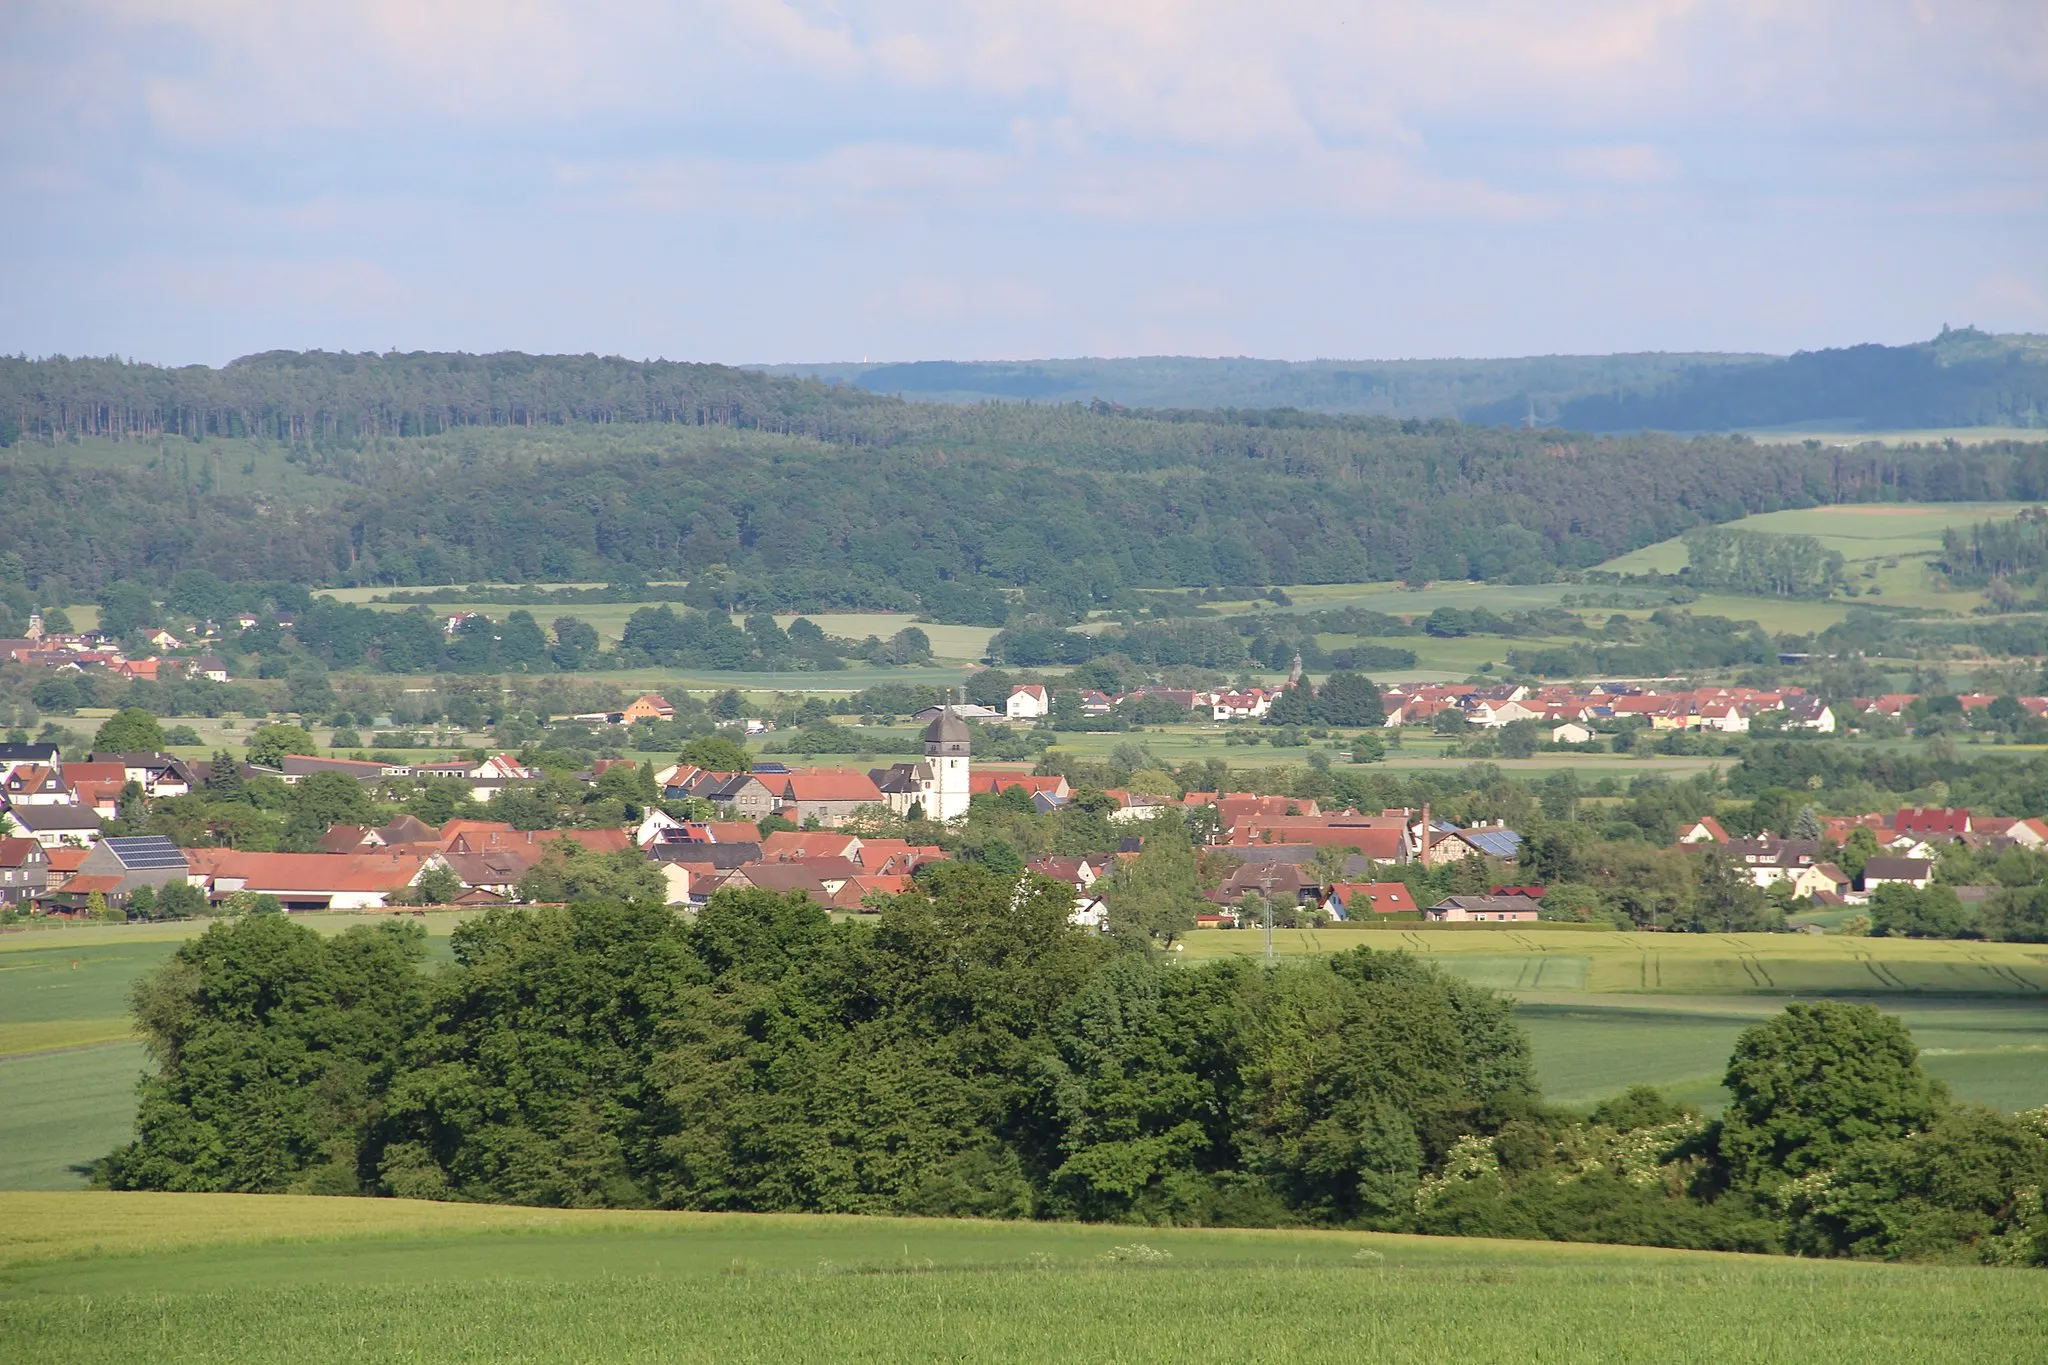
1598;502;2027;576
1;1193;2043;1363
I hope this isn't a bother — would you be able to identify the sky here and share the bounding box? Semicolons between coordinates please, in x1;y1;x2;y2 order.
2;1;2044;367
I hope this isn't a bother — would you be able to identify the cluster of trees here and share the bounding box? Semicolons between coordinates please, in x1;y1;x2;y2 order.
97;897;2048;1264
1941;507;2048;597
617;606;930;672
1682;528;1844;598
1505;610;1778;678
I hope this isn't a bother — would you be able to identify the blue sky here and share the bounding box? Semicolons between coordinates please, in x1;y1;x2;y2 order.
2;1;2043;366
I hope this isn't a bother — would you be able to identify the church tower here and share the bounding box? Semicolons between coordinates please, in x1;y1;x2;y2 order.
921;710;972;821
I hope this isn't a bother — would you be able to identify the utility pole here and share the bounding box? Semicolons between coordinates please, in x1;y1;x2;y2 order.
1259;867;1277;963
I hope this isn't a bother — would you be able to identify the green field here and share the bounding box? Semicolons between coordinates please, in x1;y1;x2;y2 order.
1179;929;2048;1114
1740;424;2048;447
2;1193;2043;1363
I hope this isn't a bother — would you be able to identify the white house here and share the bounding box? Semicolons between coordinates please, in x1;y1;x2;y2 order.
1551;721;1596;745
1006;685;1050;721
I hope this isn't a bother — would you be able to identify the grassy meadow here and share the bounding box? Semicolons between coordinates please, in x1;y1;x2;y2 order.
2;1192;2044;1363
1593;502;2026;616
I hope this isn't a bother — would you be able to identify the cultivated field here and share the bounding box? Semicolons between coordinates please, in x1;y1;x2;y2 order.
2;1192;2043;1363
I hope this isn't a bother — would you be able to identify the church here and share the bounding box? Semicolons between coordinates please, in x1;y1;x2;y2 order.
869;709;972;822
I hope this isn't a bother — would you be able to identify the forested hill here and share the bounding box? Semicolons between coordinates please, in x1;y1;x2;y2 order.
761;352;1770;420
1557;329;2048;433
7;357;2048;606
0;351;895;447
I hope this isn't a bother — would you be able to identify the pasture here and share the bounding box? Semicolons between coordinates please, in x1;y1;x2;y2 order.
2;1193;2044;1363
1596;501;2025;580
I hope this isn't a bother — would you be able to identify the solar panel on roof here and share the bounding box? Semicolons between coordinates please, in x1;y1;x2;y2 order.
1462;830;1522;858
104;835;189;869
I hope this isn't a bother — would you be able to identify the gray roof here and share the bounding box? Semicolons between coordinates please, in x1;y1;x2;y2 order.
6;805;102;831
1224;844;1319;866
923;710;971;746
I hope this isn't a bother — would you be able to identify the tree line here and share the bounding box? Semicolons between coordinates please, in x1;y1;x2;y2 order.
99;884;2048;1265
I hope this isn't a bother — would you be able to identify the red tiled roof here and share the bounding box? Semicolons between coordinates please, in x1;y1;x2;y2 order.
1327;882;1418;915
43;846;89;874
760;831;861;861
778;771;885;803
190;850;428;894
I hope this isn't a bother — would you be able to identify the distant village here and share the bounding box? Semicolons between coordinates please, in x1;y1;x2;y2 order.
2;655;2024;935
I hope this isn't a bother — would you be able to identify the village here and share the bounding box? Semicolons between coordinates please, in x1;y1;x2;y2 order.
1;659;2027;935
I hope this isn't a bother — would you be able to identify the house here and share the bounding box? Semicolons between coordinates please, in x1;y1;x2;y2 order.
1718;837;1822;888
1105;791;1176;824
1078;690;1114;716
1006;685;1050;721
1214;862;1323;907
760;830;863;862
0;743;62;782
91;752;196;798
969;772;1071;801
1791;862;1852;901
1781;697;1835;733
436;828;631;898
1973;816;2048;849
1551;721;1597;745
620;694;674;725
279;755;412;785
1860;857;1933;892
0;837;50;905
5;804;103;848
73;835;192;899
911;703;1003;725
773;770;888;828
1893;807;1970;840
188;655;231;683
2;765;70;805
1426;895;1540;923
1415;821;1523;866
1210;689;1273;721
185;849;438;911
692;773;779;820
1323;881;1419;919
1230;820;1406;863
1677;816;1730;845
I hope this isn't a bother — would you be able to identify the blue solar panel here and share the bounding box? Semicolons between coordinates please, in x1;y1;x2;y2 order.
104;835;188;870
1462;829;1523;858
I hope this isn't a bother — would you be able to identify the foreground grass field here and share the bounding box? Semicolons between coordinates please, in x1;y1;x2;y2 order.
2;1192;2043;1363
